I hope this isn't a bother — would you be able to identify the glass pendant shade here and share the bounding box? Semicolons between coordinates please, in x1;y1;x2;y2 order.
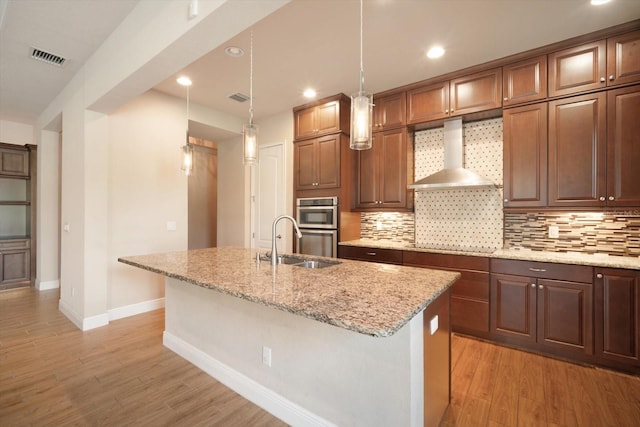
181;141;193;176
243;123;258;165
350;92;373;150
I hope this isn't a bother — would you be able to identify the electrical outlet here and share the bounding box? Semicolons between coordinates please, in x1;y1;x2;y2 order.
262;346;272;367
71;287;75;297
376;220;383;231
548;225;559;239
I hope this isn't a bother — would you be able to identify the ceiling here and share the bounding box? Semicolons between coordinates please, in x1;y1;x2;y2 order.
1;0;640;136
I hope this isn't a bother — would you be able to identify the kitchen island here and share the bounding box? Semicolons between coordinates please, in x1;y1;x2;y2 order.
119;247;459;427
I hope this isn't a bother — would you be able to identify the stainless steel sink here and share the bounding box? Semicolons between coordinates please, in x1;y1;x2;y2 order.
294;259;341;269
260;253;340;269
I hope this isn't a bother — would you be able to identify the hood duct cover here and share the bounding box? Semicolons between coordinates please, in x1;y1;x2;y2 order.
408;117;497;190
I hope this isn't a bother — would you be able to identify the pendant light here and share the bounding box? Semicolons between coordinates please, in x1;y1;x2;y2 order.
243;30;258;165
350;0;373;150
178;76;193;175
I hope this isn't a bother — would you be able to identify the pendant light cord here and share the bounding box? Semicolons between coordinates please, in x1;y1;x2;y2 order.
249;30;254;126
359;0;364;93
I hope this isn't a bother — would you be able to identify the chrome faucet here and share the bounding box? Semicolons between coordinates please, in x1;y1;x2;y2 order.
271;215;303;267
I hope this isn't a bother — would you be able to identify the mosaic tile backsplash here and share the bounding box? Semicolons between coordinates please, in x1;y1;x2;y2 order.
504;211;640;257
360;212;415;244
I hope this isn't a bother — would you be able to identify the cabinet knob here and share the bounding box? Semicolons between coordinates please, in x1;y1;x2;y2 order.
608;196;614;201
609;75;615;81
444;109;449;114
539;284;544;289
451;109;454;113
503;97;508;101
597;273;603;279
366;252;377;256
531;283;536;288
504;198;509;203
600;77;606;83
599;196;605;201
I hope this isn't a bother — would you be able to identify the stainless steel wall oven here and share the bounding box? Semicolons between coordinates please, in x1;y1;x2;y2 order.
295;197;338;257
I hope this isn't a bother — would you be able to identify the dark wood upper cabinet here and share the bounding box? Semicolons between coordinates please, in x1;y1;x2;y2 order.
502;55;547;106
354;127;413;211
372;91;406;131
407;68;501;125
607;86;640;206
450;68;502;116
407;81;449;124
606;29;640;87
548;92;607;208
595;268;640;372
549;40;607;97
293;94;349;141
294;133;340;191
503;103;548;208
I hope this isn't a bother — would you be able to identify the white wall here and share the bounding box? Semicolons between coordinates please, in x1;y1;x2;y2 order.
0;120;34;145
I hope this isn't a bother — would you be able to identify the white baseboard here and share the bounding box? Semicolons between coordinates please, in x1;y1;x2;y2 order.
36;279;60;290
58;298;83;330
163;331;336;427
82;312;109;331
108;297;164;321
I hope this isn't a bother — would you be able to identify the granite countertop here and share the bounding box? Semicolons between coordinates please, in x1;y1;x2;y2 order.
339;239;640;271
118;247;459;338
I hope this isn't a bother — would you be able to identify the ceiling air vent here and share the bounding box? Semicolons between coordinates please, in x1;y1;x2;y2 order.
31;48;66;67
228;92;250;103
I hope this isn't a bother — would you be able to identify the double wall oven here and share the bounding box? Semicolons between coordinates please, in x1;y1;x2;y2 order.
295;197;338;258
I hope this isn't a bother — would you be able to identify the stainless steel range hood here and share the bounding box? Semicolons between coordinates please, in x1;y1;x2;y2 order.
408;117;497;191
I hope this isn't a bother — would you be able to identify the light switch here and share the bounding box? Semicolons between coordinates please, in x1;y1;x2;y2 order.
63;223;70;232
430;315;439;335
548;225;559;239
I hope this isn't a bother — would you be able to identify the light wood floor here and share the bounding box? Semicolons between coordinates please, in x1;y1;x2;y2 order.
2;287;639;427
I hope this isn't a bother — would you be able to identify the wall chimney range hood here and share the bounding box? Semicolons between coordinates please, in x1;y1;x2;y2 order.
408;118;497;191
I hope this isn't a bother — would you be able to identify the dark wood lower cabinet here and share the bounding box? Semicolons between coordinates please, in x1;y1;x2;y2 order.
595;268;640;373
490;259;594;360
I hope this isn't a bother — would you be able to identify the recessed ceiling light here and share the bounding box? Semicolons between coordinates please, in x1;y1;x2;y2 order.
225;46;244;57
303;88;317;98
176;76;192;86
591;0;611;5
427;46;445;59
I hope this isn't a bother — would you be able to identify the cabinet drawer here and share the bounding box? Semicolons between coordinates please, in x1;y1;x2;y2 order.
403;251;489;271
452;297;489;333
0;239;30;250
491;258;593;283
338;246;403;265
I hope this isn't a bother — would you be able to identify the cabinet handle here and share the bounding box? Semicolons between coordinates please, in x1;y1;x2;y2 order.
599;196;605;201
531;283;536;288
597;273;603;279
608;196;614;201
503;97;508;101
600;77;606;83
529;268;547;272
609;75;614;81
366;252;377;256
539;284;544;289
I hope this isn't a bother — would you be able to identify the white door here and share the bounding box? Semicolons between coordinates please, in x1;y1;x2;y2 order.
253;143;285;251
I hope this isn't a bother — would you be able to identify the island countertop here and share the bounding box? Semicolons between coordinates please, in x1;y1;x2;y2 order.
118;247;459;337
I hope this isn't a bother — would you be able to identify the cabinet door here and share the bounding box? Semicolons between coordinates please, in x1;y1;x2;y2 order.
316;101;341;135
316;134;340;188
294;140;317;190
0;249;30;289
607;86;640;207
378;128;407;207
548;92;606;207
294;107;318;140
548;40;606;97
491;273;537;346
0;148;29;177
373;92;406;130
595;268;640;368
607;29;640;87
537;279;593;356
503;103;548;208
407;81;449;124
450;68;502;116
355;139;379;208
502;55;547;106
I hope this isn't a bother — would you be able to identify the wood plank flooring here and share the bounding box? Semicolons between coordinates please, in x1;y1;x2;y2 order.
2;287;639;426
